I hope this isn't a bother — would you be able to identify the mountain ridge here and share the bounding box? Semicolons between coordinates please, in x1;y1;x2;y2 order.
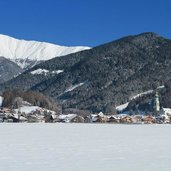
0;34;91;83
0;34;91;69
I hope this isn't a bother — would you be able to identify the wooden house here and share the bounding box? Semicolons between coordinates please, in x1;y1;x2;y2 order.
120;115;132;123
142;115;156;124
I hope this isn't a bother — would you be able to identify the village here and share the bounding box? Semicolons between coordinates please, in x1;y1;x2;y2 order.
0;108;171;124
0;91;171;124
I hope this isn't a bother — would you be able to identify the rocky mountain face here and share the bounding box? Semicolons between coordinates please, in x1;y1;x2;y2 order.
0;57;23;83
1;32;171;113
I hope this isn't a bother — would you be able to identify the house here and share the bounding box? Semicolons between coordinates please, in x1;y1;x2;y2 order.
160;108;171;123
55;114;77;123
0;113;5;119
27;114;45;123
120;115;132;123
71;115;85;123
44;115;53;123
0;113;6;122
161;108;171;115
1;108;11;113
107;116;120;123
96;115;109;123
84;115;92;123
131;115;142;124
142;115;156;124
3;118;14;123
96;112;109;123
155;115;165;124
5;113;27;123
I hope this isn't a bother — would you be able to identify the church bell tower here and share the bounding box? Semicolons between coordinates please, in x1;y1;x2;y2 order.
153;91;160;115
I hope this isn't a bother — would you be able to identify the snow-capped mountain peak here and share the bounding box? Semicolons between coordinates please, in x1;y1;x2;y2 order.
0;34;91;69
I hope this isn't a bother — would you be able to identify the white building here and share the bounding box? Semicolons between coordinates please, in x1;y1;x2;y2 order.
162;108;171;115
160;108;171;123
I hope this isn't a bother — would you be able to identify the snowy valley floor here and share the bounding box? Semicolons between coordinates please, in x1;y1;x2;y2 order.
0;124;171;171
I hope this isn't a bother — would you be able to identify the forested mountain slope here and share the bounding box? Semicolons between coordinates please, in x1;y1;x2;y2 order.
1;32;171;113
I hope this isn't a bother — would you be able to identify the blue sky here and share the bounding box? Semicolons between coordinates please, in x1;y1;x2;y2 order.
0;0;171;47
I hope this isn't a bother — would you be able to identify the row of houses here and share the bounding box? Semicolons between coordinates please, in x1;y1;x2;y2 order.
89;112;171;124
1;93;171;124
0;107;57;123
1;107;171;124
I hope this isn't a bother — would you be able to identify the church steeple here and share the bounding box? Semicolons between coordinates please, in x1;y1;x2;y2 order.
153;91;160;114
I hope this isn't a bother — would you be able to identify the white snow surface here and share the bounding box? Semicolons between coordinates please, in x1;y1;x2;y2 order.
130;85;165;101
58;114;77;122
0;96;3;107
14;106;56;115
14;106;39;114
30;68;64;75
0;124;171;171
116;102;129;111
30;69;49;75
0;34;91;68
51;70;64;74
157;85;165;89
65;82;85;93
130;90;153;100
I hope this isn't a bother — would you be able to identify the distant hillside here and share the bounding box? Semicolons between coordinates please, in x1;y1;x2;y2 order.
1;89;60;113
1;32;171;113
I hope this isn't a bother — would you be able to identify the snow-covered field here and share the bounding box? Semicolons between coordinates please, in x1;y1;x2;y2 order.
0;124;171;171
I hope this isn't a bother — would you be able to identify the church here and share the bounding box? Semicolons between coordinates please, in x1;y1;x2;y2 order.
153;91;171;122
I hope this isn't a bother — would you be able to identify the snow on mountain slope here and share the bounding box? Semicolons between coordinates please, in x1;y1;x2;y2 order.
30;68;64;75
116;102;129;112
64;82;86;93
0;34;91;69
